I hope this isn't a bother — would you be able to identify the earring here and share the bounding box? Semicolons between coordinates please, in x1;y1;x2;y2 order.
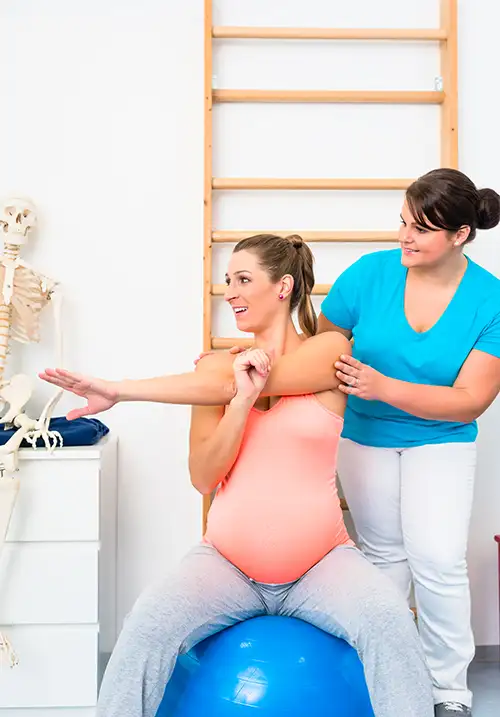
279;294;284;300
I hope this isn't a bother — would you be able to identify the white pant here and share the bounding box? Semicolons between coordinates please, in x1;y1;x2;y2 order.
337;438;477;708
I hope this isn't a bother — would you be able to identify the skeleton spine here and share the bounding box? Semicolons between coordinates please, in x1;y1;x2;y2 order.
0;305;11;381
0;243;20;383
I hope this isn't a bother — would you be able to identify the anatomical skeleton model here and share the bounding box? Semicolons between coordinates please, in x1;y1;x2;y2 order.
0;198;64;668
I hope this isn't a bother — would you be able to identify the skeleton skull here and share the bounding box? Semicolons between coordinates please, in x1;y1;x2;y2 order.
0;197;37;245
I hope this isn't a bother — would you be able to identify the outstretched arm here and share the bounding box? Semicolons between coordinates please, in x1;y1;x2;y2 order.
116;368;237;406
39;365;238;417
39;331;350;417
117;332;349;401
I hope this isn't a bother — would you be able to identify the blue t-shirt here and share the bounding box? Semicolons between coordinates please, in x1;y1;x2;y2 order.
321;249;500;448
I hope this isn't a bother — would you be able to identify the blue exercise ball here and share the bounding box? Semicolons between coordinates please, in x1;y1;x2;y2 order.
156;616;374;717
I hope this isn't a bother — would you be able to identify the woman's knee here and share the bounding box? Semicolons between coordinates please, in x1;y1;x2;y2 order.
121;580;185;645
360;581;416;638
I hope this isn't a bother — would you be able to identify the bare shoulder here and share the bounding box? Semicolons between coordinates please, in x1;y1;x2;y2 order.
299;331;352;360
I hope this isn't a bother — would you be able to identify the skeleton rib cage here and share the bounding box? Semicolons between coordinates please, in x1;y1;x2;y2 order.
0;262;55;347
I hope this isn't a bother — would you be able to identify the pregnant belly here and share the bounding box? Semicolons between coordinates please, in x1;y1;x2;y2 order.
204;491;351;583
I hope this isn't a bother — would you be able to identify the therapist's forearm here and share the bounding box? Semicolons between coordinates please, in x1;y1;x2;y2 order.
378;377;478;423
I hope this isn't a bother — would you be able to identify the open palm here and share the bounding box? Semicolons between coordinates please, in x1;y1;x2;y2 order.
38;368;119;421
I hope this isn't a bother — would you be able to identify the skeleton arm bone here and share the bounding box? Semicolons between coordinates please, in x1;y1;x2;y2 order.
45;281;63;368
33;286;64;446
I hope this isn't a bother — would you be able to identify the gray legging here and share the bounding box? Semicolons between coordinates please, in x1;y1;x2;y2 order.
97;543;434;717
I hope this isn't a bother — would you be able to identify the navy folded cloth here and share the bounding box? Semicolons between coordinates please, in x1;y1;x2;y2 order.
0;416;110;447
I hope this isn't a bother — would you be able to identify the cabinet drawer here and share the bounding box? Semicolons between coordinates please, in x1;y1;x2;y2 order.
0;625;98;707
0;544;98;624
6;461;100;542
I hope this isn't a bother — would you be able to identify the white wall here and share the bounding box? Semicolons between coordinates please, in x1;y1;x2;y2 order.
0;0;205;625
1;0;499;645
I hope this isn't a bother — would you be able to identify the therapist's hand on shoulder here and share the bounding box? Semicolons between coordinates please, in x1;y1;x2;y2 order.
335;354;386;401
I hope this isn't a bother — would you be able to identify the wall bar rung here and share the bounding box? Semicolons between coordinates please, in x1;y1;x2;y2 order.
212;26;448;41
211;337;254;350
213;89;444;104
212;283;332;297
212;231;399;243
212;177;412;191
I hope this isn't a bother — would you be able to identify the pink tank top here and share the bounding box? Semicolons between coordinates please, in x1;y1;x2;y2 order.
204;394;353;583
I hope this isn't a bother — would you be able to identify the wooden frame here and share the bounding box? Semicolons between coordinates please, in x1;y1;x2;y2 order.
202;0;458;525
203;0;214;362
440;0;458;166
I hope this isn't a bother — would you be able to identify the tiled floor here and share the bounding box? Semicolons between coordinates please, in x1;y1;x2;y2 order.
469;658;500;716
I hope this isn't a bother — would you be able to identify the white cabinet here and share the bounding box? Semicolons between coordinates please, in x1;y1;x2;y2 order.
0;436;117;717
